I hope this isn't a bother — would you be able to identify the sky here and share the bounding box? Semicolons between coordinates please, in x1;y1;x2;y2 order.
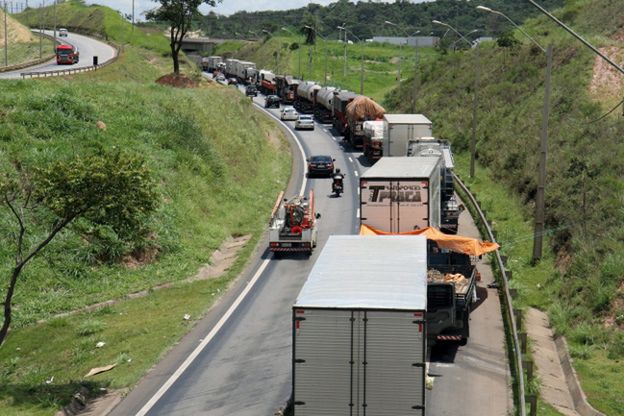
84;1;425;20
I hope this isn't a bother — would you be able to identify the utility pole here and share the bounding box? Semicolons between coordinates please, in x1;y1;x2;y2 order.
532;44;553;262
38;1;42;58
52;0;56;46
470;42;480;178
360;54;364;94
3;1;8;67
343;26;347;78
132;0;134;31
413;37;420;112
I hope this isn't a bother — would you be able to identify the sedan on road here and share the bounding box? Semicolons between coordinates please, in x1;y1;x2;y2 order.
264;95;280;108
280;106;299;121
295;114;315;130
307;155;335;177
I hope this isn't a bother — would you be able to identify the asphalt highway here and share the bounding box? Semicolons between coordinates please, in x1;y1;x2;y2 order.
109;78;512;416
0;30;116;79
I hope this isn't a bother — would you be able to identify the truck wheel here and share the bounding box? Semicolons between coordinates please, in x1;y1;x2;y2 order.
460;315;470;346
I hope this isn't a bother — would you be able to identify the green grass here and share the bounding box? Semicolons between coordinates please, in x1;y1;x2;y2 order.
0;72;290;415
213;35;437;103
0;36;54;68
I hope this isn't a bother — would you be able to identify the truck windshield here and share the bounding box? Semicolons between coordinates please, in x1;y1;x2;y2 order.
57;49;72;55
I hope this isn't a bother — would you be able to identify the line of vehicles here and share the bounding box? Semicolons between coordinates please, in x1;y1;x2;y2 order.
203;54;498;415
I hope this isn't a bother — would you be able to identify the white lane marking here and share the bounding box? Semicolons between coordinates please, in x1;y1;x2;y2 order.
136;258;271;416
354;170;359;177
137;98;309;416
332;137;336;141
357;187;360;196
348;157;353;163
356;208;361;218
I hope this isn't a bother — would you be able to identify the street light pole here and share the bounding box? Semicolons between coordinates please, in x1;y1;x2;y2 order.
341;26;365;94
476;5;552;261
3;1;8;67
305;25;329;85
533;44;552;262
281;27;302;79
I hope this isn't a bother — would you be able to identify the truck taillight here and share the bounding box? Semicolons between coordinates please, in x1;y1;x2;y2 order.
270;242;279;247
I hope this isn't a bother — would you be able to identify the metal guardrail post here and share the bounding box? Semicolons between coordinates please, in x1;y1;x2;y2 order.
453;172;527;416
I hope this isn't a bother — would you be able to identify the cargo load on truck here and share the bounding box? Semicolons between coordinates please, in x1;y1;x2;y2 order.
234;60;256;84
362;120;385;163
293;235;428;416
268;191;319;255
332;90;358;135
345;96;385;149
383;114;432;157
360;156;441;232
224;58;240;78
358;225;497;345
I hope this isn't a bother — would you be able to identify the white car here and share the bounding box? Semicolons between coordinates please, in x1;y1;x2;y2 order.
58;28;68;37
280;106;299;121
295;114;315;130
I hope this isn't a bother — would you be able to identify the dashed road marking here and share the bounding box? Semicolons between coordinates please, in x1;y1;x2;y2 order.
348;157;353;163
354;170;359;177
356;208;360;218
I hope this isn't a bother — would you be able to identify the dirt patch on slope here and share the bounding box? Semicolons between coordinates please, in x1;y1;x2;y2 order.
0;9;35;43
156;73;199;88
588;30;624;104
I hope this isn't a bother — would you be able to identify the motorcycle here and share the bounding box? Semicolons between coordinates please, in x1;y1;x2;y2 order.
332;176;344;197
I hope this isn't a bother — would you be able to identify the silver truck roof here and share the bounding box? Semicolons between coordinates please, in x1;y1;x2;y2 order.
294;235;427;310
361;156;439;179
384;114;432;125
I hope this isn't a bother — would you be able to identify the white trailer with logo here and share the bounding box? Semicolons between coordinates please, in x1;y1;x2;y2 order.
292;235;428;416
360;156;441;232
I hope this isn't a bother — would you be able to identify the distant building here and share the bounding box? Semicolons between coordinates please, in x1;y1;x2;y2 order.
372;36;440;47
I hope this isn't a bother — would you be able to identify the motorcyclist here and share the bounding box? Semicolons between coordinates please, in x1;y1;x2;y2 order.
332;168;344;195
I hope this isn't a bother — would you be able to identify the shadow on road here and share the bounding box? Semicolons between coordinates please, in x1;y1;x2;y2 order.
429;342;460;366
471;286;489;312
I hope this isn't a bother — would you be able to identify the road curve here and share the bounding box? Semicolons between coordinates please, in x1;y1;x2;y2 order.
0;30;116;79
109;78;512;416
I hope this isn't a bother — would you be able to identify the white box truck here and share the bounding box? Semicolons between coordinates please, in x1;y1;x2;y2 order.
360;156;441;232
292;235;428;416
383;114;433;157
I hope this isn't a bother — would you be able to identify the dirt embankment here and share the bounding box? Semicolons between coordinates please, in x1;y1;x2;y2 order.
588;30;624;105
0;9;35;44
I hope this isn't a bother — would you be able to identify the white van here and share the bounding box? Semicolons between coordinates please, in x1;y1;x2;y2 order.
58;28;68;37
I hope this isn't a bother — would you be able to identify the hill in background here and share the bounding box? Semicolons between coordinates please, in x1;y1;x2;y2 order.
0;8;35;43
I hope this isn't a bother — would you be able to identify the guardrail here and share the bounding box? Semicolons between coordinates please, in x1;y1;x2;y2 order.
453;172;527;416
20;36;120;79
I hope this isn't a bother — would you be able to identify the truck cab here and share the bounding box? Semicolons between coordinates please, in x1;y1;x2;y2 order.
55;44;79;65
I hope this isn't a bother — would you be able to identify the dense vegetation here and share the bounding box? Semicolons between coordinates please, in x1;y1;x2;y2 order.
0;2;291;414
201;0;564;40
384;0;623;413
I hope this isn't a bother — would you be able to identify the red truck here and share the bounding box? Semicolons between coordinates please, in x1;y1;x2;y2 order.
56;44;79;65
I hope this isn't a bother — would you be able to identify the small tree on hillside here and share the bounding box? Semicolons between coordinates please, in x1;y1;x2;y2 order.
147;0;221;75
0;152;158;348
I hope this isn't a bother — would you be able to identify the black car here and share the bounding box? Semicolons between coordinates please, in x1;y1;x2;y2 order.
307;155;335;177
264;95;280;108
245;85;258;96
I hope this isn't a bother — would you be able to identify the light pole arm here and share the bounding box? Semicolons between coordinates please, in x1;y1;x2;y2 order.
527;0;624;75
496;10;545;52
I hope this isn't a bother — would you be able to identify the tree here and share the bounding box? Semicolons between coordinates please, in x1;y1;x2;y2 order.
0;152;158;348
147;0;221;75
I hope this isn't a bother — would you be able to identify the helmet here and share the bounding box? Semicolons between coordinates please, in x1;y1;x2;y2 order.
335;168;341;174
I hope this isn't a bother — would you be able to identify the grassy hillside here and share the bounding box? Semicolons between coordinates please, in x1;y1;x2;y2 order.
214;35;438;102
16;0;168;54
0;4;291;416
0;9;54;68
385;0;624;413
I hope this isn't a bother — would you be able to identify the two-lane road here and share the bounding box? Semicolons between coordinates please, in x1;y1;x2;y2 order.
110;79;512;416
0;30;116;79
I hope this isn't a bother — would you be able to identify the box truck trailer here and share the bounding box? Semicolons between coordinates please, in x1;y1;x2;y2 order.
292;235;428;416
383;114;433;157
360;156;441;232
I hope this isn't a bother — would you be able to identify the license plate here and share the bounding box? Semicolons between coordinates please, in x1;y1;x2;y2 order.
281;243;292;247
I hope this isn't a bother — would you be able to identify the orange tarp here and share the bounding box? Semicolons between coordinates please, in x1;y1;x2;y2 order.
359;224;499;256
345;96;385;120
